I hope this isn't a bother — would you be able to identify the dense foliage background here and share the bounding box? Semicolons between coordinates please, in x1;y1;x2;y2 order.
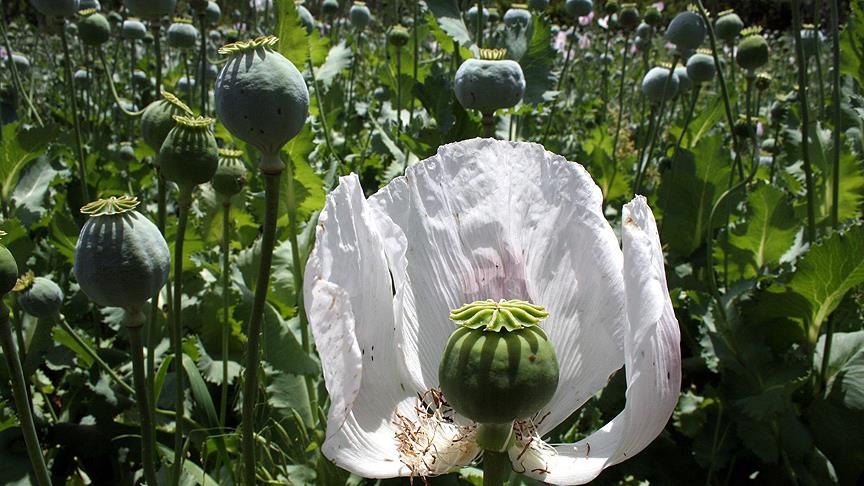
0;0;862;485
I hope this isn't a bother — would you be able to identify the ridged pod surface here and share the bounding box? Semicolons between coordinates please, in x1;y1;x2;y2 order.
641;66;679;103
736;32;769;71
30;0;79;18
159;116;219;189
565;0;593;18
215;36;310;159
454;50;525;115
74;196;170;311
78;11;111;46
212;149;248;200
349;2;371;29
123;0;176;19
0;244;18;295
715;11;743;42
140;91;193;153
686;52;715;83
167;19;199;49
121;19;147;40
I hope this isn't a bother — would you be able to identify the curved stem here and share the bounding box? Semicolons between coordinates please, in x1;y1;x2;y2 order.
198;13;208;114
611;33;632;166
674;85;702;155
242;164;283;486
306;54;336;181
482;450;510;486
0;14;43;126
171;190;192;485
60;20;89;206
634;54;680;196
220;203;231;428
127;313;158;486
97;49;146;117
57;317;135;395
0;302;52;486
829;0;842;227
792;0;817;243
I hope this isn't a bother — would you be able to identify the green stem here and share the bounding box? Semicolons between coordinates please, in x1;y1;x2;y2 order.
611;33;632;167
127;312;159;486
410;1;419;128
541;35;575;145
345;34;361;121
601;29;612;106
58;317;135;395
306;52;338;186
60;20;89;206
829;0;842;227
476;0;484;48
674;85;702;154
482;450;510;486
695;1;743;179
634;54;680;195
220;203;231;428
152;23;163;101
171;190;192;485
97;49;146;116
792;0;817;243
0;302;52;486
242;161;283;486
0;13;43;126
198;13;208;114
482;113;495;138
395;46;403;149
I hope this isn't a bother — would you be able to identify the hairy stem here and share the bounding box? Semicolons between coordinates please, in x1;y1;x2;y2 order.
60;21;89;206
127;313;159;486
791;0;817;243
171;190;192;484
220;203;231;427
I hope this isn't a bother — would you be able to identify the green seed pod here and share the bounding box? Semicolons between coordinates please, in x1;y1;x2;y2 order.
297;4;315;34
73;68;92;87
79;0;98;9
74;196;170;311
686;50;715;83
140;90;193;153
454;48;525;115
159;115;219;190
0;239;18;296
107;10;121;24
117;141;137;165
123;0;176;19
176;75;195;91
641;66;679;104
503;4;532;45
665;11;705;51
487;7;500;23
736;28;769;72
388;25;409;47
755;72;771;91
212;148;248;201
604;0;619;14
644;6;661;27
565;0;592;18
733;116;754;140
215;36;310;162
438;300;559;425
349;1;371;30
30;0;80;18
635;22;652;39
714;9;743;43
205;1;221;24
3;53;31;74
527;0;548;10
77;9;111;47
16;273;63;319
322;0;339;16
674;66;691;93
121;18;147;40
167;17;198;49
618;3;640;32
801;25;822;58
466;5;488;26
190;0;207;11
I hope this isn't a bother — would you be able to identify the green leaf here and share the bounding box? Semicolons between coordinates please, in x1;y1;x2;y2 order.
317;41;352;90
518;16;557;106
275;0;309;69
719;183;799;280
426;0;475;49
53;325;95;368
762;223;864;343
0;123;57;201
815;331;864;411
11;156;64;226
805;123;864;224
658;134;736;257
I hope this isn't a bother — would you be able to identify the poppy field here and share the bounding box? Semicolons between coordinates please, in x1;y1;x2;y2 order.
0;0;862;485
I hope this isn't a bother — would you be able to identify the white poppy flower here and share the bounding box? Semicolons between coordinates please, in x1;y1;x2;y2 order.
304;138;681;484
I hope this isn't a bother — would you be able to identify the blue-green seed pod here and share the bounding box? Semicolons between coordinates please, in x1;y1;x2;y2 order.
641;66;679;103
123;0;176;19
176;75;195;92
30;0;80;18
121;18;146;40
297;4;315;34
211;148;248;201
140;91;193;153
78;10;111;46
167;18;198;49
73;68;92;87
74;196;170;311
644;6;661;26
686;51;715;83
0;243;18;296
454;49;525;115
322;0;339;16
736;30;769;72
565;0;593;18
388;25;409;47
159;115;219;190
466;5;489;26
3;53;31;74
215;36;310;161
635;21;652;38
618;3;639;31
674;66;691;93
79;0;98;9
801;26;822;58
349;1;370;30
18;275;63;319
665;11;705;51
715;10;743;42
205;1;221;24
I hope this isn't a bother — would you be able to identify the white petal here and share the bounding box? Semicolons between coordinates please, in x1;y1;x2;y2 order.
304;175;412;478
369;139;626;431
511;196;682;485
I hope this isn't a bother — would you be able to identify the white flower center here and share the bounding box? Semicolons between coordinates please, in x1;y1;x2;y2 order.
393;389;480;478
509;415;560;476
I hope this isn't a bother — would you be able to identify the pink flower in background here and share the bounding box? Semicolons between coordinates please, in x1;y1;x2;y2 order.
554;30;570;51
757;122;765;138
654;2;665;11
579;34;591;50
579;12;594;27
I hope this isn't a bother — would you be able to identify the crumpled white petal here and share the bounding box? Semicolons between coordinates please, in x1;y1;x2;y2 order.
369;139;626;432
304;175;412;478
509;196;681;485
